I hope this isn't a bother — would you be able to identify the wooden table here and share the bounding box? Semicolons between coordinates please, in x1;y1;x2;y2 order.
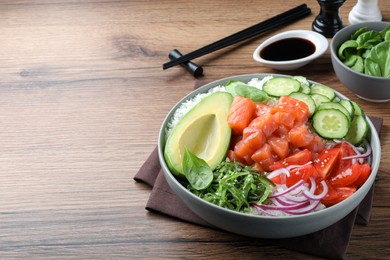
1;0;389;258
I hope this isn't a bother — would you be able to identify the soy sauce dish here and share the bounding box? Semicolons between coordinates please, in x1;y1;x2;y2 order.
253;30;329;70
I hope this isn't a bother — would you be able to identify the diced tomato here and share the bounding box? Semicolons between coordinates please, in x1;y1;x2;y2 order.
330;162;361;188
227;96;257;135
331;141;357;177
285;163;316;187
270;175;282;184
314;148;342;179
320;185;356;207
249;114;278;137
268;135;289;159
288;124;314;148
353;163;371;188
269;149;312;170
317;181;340;207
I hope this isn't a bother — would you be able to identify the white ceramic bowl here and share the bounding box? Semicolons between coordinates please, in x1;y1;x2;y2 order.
331;22;390;102
253;30;329;70
158;74;381;239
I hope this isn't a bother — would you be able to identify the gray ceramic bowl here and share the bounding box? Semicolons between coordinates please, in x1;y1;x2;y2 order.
331;22;390;102
158;74;381;239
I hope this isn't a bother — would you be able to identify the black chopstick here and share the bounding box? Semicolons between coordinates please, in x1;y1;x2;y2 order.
163;4;311;70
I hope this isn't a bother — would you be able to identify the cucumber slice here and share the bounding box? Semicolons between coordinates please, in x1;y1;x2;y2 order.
292;76;310;87
263;77;301;97
312;109;350;139
345;115;369;145
292;76;310;94
310;84;336;101
310;94;330;108
289;92;316;116
300;84;311;95
339;100;355;119
350;100;365;116
318;102;352;122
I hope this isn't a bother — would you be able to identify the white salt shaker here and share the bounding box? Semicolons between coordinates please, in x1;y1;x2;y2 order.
349;0;382;24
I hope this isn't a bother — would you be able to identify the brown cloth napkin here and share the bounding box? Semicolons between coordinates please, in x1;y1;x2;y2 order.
134;81;383;260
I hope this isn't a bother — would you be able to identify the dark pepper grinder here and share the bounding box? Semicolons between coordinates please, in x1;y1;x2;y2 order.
312;0;346;38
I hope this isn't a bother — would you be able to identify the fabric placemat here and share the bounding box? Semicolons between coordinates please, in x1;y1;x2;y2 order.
134;81;383;259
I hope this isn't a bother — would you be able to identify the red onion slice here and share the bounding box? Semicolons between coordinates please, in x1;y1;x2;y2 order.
255;200;310;211
269;180;305;198
342;141;372;161
252;204;277;216
286;161;313;171
267;167;290;180
304;180;328;200
284;200;321;215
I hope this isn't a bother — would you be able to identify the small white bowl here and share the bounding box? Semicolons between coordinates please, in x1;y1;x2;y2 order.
253;30;329;70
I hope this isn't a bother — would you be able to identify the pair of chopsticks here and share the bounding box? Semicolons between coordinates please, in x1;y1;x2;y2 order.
163;4;311;70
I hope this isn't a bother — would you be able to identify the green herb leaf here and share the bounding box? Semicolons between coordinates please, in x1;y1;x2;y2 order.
385;31;390;42
380;25;390;40
364;41;390;77
351;27;367;40
182;146;213;190
338;40;358;60
356;31;382;50
351;55;364;73
225;80;269;102
344;54;358;67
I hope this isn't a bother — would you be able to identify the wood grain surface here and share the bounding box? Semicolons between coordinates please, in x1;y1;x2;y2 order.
0;0;389;259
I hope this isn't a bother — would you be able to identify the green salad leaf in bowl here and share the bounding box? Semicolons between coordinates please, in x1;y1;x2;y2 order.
338;25;390;78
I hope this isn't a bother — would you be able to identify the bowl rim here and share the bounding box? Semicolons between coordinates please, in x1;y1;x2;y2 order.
331;21;390;81
158;73;381;221
253;30;329;66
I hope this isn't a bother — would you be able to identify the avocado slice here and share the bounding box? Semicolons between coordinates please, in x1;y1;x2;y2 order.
164;91;233;177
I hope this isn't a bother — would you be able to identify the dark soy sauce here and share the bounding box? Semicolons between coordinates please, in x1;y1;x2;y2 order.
260;38;316;61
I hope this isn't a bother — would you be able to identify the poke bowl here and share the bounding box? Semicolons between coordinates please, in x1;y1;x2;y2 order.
158;74;380;239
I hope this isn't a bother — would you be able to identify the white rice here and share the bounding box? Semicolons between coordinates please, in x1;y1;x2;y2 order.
247;76;273;89
166;76;274;137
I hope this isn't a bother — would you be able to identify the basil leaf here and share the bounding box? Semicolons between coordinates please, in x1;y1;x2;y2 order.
182;147;213;190
225;80;269;102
